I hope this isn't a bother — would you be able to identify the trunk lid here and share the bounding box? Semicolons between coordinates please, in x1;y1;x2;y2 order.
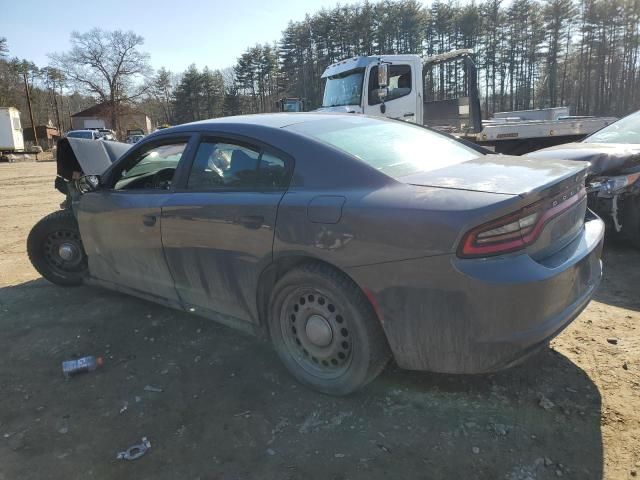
406;154;590;259
401;154;588;201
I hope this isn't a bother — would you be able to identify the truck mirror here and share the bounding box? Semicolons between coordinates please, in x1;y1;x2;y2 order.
378;63;389;88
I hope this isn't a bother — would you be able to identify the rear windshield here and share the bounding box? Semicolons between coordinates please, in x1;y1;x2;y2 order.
287;116;479;178
67;131;93;139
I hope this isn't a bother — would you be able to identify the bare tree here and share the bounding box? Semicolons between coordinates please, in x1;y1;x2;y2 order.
49;29;150;132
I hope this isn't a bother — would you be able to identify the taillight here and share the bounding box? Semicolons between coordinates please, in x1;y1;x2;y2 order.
458;187;586;258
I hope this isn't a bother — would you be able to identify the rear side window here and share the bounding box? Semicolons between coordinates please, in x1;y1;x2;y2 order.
187;140;290;190
287;117;479;178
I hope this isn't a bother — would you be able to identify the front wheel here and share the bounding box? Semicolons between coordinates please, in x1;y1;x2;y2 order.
27;209;88;286
268;263;391;395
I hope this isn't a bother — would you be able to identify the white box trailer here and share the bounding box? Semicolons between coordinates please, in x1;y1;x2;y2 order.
0;107;25;152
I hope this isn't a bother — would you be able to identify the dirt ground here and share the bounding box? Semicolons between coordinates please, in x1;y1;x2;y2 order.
0;161;638;480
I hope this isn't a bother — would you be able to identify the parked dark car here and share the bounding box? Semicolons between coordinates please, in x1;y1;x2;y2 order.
528;110;640;247
28;113;604;395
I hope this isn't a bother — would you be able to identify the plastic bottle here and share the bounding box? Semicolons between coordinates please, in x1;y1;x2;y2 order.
62;356;104;377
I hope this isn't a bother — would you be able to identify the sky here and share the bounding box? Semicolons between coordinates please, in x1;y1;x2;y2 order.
1;0;388;73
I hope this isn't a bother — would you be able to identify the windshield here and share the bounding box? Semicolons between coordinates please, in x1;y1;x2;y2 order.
67;131;93;139
586;110;640;144
322;70;364;107
288;117;480;178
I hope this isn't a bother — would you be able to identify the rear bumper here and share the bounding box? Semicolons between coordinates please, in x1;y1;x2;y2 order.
347;213;604;373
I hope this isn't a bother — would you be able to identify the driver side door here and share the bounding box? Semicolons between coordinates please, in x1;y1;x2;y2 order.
77;134;196;305
363;64;416;122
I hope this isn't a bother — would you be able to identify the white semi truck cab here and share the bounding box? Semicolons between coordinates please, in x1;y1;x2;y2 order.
318;50;616;154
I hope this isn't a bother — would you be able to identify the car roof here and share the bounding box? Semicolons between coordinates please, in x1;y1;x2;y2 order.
159;113;362;132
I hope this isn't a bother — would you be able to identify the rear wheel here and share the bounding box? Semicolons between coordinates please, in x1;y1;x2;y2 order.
27;209;88;286
268;263;390;395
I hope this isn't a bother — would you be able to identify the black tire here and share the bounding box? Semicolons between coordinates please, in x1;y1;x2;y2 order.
621;196;640;249
27;209;88;286
268;262;391;395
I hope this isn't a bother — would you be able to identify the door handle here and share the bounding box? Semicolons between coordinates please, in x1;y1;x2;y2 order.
237;215;264;229
142;214;157;227
403;112;415;117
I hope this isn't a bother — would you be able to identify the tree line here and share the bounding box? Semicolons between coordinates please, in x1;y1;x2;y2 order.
147;0;640;123
2;0;640;137
272;0;640;116
0;38;94;134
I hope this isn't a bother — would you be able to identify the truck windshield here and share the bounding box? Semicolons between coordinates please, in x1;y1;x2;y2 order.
585;110;640;144
322;70;364;107
288;116;480;178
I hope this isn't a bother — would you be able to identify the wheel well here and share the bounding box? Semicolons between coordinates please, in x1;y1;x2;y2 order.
256;256;370;338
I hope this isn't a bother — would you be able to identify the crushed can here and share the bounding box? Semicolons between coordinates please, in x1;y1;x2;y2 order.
62;356;104;377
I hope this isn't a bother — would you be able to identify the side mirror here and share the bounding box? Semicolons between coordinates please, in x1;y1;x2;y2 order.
377;63;389;89
77;174;101;193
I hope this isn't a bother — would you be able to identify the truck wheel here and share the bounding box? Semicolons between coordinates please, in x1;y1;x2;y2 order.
268;262;391;395
622;196;640;249
27;210;88;286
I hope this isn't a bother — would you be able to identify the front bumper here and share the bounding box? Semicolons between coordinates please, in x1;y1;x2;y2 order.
347;213;604;373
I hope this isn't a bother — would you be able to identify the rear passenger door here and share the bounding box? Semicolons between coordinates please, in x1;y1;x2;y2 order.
161;136;292;325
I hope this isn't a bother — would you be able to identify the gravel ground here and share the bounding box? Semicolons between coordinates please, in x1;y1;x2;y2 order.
0;161;638;480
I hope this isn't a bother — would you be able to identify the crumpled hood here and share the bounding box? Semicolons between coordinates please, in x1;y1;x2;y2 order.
527;142;640;177
57;137;131;178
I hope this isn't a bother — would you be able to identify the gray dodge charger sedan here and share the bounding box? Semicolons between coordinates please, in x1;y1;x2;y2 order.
28;113;604;395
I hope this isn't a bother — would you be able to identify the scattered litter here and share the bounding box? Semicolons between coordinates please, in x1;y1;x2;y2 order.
545;457;554;467
606;337;618;345
538;394;555;410
234;410;251;418
565;387;578;393
143;385;163;393
266;448;276;456
472;446;480;454
117;437;151;461
491;423;508;436
119;402;128;414
62;356;104;377
135;396;142;403
334;453;345;458
376;443;391;453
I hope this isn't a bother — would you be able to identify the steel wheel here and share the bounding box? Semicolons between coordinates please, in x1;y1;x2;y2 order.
281;288;353;379
43;229;86;275
269;263;391;395
27;209;88;286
